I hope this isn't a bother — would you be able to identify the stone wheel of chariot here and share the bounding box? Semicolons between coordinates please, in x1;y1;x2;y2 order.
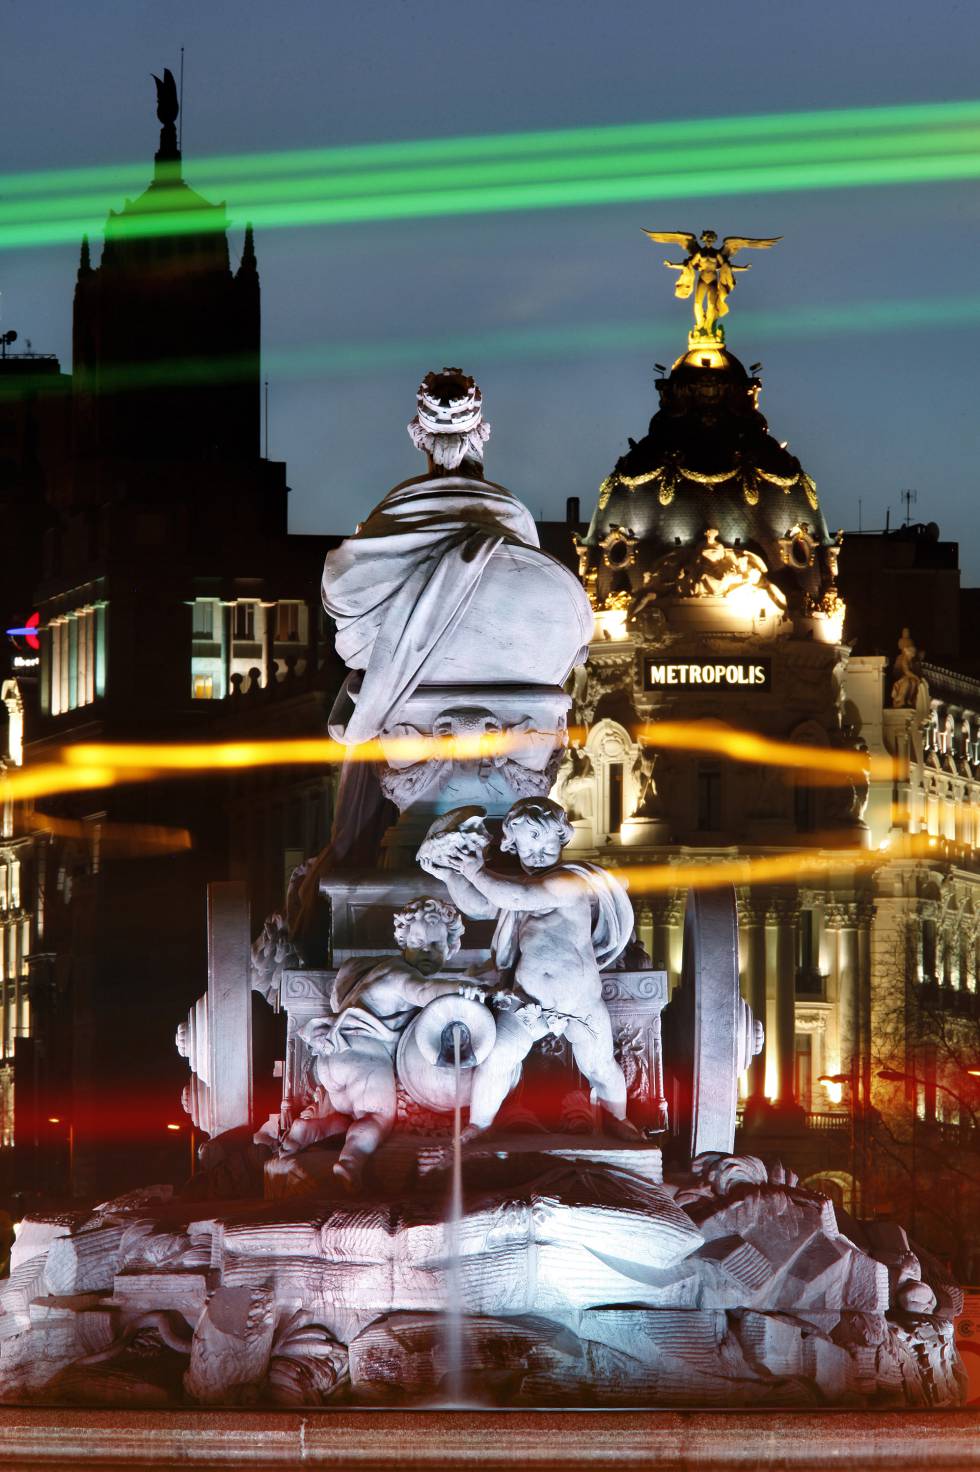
665;884;762;1161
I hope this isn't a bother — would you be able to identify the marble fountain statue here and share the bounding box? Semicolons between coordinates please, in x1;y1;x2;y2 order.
0;371;964;1409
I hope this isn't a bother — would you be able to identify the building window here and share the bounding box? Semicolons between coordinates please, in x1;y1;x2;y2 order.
233;603;255;640
607;762;624;835
275;602;301;642
796;911;823;993
922;918;937;981
794;1033;813;1111
192;601;215;638
794;776;817;833
193;674;215;701
50;608;101;716
696;765;722;832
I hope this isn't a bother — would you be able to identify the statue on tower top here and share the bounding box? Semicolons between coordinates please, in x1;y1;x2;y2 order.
642;228;781;343
151;67;180;168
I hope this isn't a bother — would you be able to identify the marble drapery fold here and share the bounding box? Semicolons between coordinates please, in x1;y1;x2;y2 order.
322;474;542;746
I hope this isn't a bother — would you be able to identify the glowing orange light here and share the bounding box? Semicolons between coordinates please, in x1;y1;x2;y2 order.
0;717;910;807
47;1116;61;1124
635;721;896;781
166;1123;182;1132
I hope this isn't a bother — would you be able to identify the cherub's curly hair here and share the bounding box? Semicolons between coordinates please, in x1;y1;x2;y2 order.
499;797;574;853
392;895;465;951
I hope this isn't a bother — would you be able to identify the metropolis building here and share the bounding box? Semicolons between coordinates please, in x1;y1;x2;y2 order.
566;318;980;1264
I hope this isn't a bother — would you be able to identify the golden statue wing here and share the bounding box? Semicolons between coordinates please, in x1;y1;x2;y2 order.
642;230;699;252
721;236;782;259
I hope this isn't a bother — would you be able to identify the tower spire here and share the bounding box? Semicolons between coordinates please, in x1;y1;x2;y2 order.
77;235;92;278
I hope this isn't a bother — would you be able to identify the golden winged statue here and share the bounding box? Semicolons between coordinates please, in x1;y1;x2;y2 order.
642;229;781;340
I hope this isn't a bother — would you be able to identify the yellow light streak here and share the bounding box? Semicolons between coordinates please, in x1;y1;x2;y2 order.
0;720;910;806
609;831;941;895
27;812;193;854
2;765;122;802
635;722;896;781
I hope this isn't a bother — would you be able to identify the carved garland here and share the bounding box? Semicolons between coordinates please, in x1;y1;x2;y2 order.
595;464;820;513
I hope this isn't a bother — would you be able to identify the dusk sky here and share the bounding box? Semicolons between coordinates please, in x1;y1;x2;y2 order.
4;1;979;575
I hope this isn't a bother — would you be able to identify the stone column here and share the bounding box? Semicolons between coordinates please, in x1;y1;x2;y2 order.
221;603;233;701
827;902;859;1082
766;892;800;1111
261;602;275;689
738;896;767;1102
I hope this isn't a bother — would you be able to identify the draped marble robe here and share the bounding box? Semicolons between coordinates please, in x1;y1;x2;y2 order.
322;472;551;746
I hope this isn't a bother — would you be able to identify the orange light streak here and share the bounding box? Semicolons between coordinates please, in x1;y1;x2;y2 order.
27;811;193;854
635;721;897;781
609;831;940;895
0;720;911;807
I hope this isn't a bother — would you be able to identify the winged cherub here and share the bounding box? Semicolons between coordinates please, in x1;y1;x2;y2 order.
642;229;781;338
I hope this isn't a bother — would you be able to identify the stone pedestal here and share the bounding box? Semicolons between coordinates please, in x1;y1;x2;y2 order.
376;684;571;866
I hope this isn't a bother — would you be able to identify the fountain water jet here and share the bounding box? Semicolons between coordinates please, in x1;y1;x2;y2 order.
444;1021;466;1405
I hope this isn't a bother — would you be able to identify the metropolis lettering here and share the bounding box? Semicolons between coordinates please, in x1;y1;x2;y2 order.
643;658;772;692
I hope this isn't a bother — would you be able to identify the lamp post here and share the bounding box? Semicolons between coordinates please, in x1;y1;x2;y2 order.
818;1061;862;1215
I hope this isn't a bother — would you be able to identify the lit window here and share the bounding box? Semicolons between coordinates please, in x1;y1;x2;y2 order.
275;602;301;642
696;765;722;831
233;603;255;640
193;674;215;701
192;601;215;638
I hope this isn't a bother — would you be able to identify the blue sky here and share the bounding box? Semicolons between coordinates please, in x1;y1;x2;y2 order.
4;0;979;574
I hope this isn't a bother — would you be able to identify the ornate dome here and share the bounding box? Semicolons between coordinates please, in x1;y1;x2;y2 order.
580;345;835;614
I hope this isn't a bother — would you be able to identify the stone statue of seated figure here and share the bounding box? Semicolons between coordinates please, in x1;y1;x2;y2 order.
419;797;642;1143
281;897;476;1191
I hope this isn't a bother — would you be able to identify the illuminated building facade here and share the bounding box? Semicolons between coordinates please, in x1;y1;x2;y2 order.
569;334;980;1265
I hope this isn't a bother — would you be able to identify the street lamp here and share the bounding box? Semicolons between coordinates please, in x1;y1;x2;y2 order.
818;1069;862;1215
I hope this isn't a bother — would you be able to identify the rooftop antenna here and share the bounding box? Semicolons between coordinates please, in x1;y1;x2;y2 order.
264;380;270;459
901;487;918;527
178;47;184;151
858;498;862;532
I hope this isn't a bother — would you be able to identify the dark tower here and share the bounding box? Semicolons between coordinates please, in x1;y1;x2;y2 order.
71;68;264;492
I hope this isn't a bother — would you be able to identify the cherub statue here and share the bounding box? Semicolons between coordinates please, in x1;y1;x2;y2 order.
419;797;641;1142
642;229;781;338
281;897;477;1190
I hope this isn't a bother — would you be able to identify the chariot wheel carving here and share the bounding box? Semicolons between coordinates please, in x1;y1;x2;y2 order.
664;885;761;1161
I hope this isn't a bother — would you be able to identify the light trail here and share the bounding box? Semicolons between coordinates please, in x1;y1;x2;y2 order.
3;99;980;250
5;121;980;229
1;292;977;404
1;719;903;806
5;96;980;197
26;811;192;854
610;831;941;895
635;722;894;781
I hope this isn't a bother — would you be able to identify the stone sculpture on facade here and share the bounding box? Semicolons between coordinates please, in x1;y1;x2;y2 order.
892;627;927;710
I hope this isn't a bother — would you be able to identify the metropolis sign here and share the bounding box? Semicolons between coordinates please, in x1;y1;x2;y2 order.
644;657;772;692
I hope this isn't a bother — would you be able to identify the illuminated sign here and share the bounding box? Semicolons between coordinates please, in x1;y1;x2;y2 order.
644;658;771;692
6;611;40;650
12;655;39;668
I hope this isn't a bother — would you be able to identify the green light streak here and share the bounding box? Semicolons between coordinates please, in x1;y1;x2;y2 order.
3;141;980;251
3;122;979;230
4;96;980;198
2;294;975;404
